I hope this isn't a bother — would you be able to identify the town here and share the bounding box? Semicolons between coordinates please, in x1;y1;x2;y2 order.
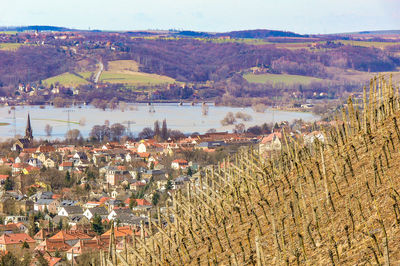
0;113;326;264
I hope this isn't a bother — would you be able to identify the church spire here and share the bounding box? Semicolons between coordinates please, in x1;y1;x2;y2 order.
25;113;33;141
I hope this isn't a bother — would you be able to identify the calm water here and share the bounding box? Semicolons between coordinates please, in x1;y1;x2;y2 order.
0;104;319;140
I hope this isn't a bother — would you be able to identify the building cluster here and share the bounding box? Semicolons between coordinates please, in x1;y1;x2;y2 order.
0;115;327;263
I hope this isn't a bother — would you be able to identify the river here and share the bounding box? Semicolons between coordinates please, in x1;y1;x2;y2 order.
0;103;319;140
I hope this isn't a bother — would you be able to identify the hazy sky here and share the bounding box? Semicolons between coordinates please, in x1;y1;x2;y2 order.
1;0;399;33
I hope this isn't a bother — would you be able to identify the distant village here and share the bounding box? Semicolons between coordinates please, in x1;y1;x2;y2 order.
0;111;331;264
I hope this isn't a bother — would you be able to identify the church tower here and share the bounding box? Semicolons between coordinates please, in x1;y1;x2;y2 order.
25;113;33;141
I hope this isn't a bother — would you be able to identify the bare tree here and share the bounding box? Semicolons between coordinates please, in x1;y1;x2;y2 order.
110;123;126;141
66;129;82;142
234;123;245;133
138;127;154;140
45;124;53;137
221;112;236;126
79;118;86;126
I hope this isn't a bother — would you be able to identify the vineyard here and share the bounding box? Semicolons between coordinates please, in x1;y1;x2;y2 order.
104;75;400;264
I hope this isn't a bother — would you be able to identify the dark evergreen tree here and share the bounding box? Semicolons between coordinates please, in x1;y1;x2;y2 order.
154;120;160;139
187;167;193;177
161;119;168;140
22;241;30;249
4;177;13;191
152;192;160;206
91;214;104;235
65;171;71;185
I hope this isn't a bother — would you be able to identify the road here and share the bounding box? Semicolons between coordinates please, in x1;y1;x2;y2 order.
94;60;104;83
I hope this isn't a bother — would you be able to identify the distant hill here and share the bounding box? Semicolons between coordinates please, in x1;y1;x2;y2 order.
0;25;75;32
333;30;400;35
174;31;213;38
216;29;304;38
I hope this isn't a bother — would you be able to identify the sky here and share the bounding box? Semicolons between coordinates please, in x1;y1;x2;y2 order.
1;0;400;34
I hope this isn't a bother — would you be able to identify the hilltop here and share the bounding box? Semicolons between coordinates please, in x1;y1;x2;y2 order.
119;76;400;264
1;27;400;110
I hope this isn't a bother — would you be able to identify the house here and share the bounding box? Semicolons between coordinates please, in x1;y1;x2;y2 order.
83;207;108;220
0;223;20;234
130;181;146;191
59;161;73;171
171;159;188;170
48;230;92;247
43;157;56;168
304;131;325;144
173;175;190;189
196;141;225;150
35;238;72;255
27;158;42;168
83;201;100;209
43;255;62;266
142;169;166;180
105;199;123;212
4;215;28;224
108;208;133;221
34;198;54;212
102;226;138;241
36;145;56;154
34;228;54;243
137;142;147;153
58;200;78;212
125;198;152;212
66;239;108;261
58;206;83;217
0;233;36;256
11;163;28;174
259;132;282;153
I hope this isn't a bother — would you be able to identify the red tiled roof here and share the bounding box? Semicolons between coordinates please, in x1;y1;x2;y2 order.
44;256;62;266
131;181;145;187
102;226;134;238
172;159;188;164
0;223;19;232
0;233;35;245
49;230;91;241
137;152;150;158
36;238;71;252
261;132;282;144
99;197;111;204
67;239;108;255
136;199;151;206
36;145;56;153
60;161;73;167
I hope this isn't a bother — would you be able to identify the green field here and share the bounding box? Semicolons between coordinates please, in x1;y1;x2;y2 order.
107;60;139;72
78;71;94;80
338;40;399;49
33;118;79;124
43;72;90;87
0;31;18;35
0;43;26;51
99;71;175;85
243;73;325;85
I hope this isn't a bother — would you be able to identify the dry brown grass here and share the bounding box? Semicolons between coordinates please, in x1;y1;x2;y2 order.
116;75;400;265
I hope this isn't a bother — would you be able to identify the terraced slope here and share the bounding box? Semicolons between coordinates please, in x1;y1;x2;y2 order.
116;75;400;265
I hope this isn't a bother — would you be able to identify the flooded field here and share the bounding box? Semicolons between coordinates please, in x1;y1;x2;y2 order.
0;103;319;140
